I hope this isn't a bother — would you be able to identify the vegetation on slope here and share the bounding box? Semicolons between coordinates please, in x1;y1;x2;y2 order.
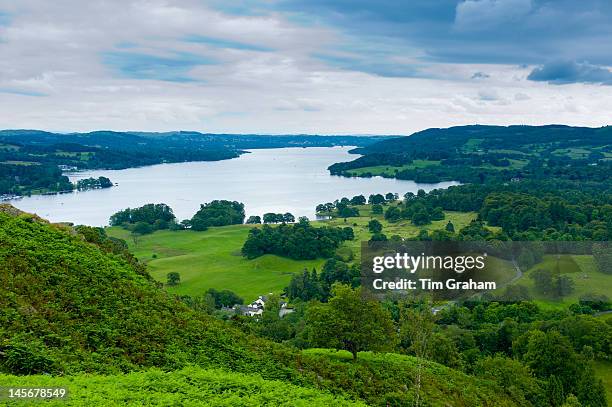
0;206;524;406
0;367;365;407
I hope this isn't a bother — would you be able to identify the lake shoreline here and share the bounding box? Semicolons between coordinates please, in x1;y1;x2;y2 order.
9;146;459;226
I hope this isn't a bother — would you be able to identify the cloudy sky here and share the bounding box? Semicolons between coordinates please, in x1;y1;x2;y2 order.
1;0;612;134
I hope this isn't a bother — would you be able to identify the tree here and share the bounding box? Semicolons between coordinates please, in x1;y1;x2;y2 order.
522;330;580;394
371;204;383;214
132;221;154;235
412;209;431;226
246;215;261;224
368;194;386;205
337;204;359;218
445;221;455;233
205;288;243;308
475;355;544;406
282;212;295;223
368;219;383;233
167;272;180;286
190;200;245;230
384;206;402;222
263;213;277;223
554;275;575;298
531;269;553;296
385;192;397;201
350;195;366;205
593;243;611;274
370;232;387;242
305;284;396;360
399;301;436;407
561;394;582;407
110;203;176;228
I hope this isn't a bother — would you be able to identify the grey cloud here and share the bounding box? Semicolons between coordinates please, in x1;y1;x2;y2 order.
528;61;612;85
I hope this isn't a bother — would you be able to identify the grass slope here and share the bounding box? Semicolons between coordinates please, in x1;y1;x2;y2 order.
107;226;323;302
0;366;364;407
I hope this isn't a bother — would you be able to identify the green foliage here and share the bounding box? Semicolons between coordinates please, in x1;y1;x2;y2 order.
371;204;383;214
76;176;112;191
304;284;397;359
166;272;180;286
242;218;353;260
0;162;73;195
190;200;245;231
367;219;382;233
0;208;542;406
246;215;262;224
287;259;359;302
109;203;176;232
0;366;365;406
205;288;244;308
474;355;544;406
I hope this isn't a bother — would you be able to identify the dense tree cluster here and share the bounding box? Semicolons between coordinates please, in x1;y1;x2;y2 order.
75;176;113;191
241;218;354;260
189;200;245;231
109;203;177;234
383;190;445;226
480;192;612;240
287;259;359;302
205;288;244;308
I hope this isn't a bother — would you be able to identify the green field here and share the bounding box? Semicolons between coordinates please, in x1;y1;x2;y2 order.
510;255;612;308
108;209;478;301
107;225;323;302
593;360;612;404
345;160;440;177
344;157;527;177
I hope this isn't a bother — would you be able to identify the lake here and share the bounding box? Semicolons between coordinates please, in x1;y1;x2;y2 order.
9;147;458;226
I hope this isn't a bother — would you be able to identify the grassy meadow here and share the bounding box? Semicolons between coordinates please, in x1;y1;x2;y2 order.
107;225;323;302
107;207;478;301
108;204;611;308
510;255;612;309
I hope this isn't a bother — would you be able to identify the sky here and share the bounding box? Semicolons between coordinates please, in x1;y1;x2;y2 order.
0;0;612;135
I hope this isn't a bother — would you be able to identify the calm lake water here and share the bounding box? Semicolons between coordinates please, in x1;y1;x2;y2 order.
9;147;458;226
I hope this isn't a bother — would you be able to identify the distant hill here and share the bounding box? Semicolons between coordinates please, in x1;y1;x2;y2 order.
0;205;521;406
329;124;612;184
349;125;612;155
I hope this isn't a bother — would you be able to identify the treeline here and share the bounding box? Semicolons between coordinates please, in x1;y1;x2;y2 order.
246;213;295;224
384;190;445;225
241;218;354;260
0;163;73;195
315;193;401;219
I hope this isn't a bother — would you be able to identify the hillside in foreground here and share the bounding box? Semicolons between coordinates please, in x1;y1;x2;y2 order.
0;205;521;406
